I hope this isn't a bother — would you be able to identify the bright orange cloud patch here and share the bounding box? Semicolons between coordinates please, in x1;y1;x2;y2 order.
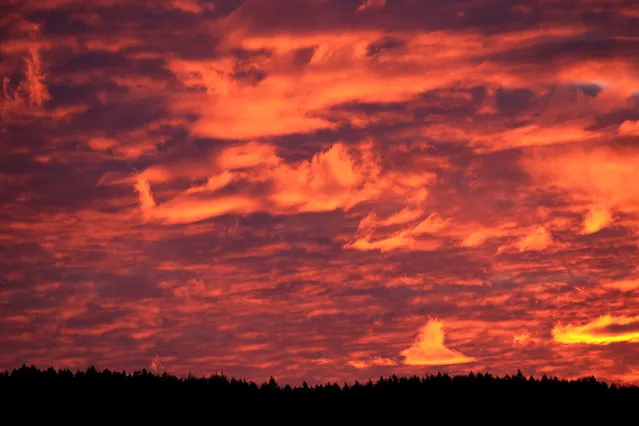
618;120;639;136
516;226;553;252
552;315;639;345
603;279;639;292
400;320;475;366
582;207;613;234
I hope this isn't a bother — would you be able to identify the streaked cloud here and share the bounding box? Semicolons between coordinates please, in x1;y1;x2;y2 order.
553;315;639;345
348;356;395;369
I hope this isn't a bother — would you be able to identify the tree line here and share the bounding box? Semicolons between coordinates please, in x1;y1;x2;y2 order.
2;364;637;404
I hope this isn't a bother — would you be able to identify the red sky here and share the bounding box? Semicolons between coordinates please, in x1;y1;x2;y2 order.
1;0;639;384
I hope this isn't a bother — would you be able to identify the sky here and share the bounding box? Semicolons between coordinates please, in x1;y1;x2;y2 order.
1;0;639;385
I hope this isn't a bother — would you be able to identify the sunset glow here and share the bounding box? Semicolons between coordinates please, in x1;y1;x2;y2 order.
1;0;639;385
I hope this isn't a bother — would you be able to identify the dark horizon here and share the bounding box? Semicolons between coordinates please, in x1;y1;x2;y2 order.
5;364;638;389
6;366;638;419
0;364;639;388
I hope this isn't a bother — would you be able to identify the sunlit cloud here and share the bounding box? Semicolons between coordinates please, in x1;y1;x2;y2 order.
400;320;475;366
472;123;602;152
582;206;613;234
22;45;50;108
88;137;118;151
377;208;425;227
345;211;447;252
618;120;639;136
461;222;519;249
602;279;639;292
515;226;553;252
1;21;50;119
347;356;396;369
553;315;639;345
412;213;450;236
135;142;390;224
527;148;639;205
461;229;500;248
345;230;417;252
525;147;639;233
135;141;438;226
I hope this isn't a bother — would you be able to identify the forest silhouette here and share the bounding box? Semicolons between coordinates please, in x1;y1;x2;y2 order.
2;365;638;413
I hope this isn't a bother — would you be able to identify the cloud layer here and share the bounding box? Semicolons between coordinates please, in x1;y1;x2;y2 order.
2;0;639;384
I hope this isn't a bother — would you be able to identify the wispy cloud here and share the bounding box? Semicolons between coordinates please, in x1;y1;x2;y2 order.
553;315;639;345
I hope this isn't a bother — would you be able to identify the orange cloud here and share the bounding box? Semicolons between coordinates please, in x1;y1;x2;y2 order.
88;137;118;151
135;177;157;213
618;120;639;136
581;206;613;234
171;28;614;140
347;356;396;369
1;22;50;118
184;171;235;195
457;221;522;248
136;142;433;224
412;213;450;235
460;228;499;248
346;230;419;252
515;226;553;252
525;147;639;232
22;45;50;107
552;315;639;345
602;279;639;292
400;320;475;366
345;212;447;252
216;141;281;170
168;57;337;138
137;186;259;225
527;147;639;206
472;123;601;152
357;212;378;232
377;208;424;227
